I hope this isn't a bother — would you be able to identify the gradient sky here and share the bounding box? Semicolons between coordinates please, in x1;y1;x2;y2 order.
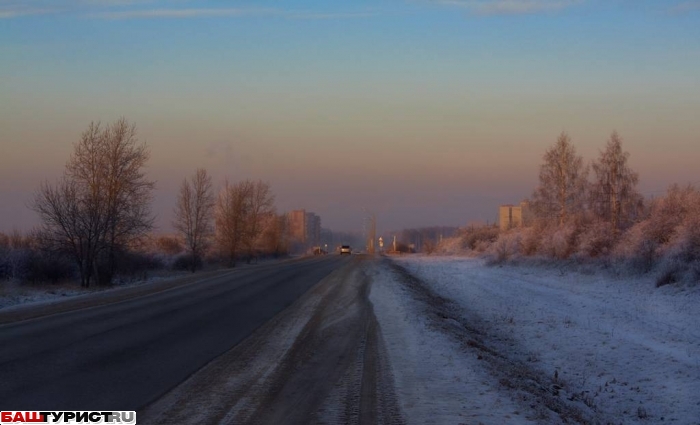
1;0;699;233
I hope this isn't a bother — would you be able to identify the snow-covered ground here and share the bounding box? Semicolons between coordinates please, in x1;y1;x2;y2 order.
369;262;539;424
0;272;190;310
0;280;87;309
0;261;280;311
371;255;700;424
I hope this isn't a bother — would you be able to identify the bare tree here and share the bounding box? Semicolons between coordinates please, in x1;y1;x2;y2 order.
243;180;275;263
215;180;253;267
214;179;277;265
33;119;154;287
34;177;101;287
590;131;642;233
531;132;588;225
99;119;155;281
260;214;290;257
174;169;215;272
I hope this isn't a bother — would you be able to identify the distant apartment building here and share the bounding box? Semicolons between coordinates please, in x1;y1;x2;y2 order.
305;212;321;246
287;209;322;251
289;210;307;243
499;201;530;231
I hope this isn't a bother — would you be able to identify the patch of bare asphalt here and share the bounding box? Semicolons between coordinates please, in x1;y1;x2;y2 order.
139;256;404;425
383;258;609;425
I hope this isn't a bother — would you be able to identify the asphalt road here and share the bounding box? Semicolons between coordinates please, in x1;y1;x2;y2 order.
0;255;349;411
139;255;404;425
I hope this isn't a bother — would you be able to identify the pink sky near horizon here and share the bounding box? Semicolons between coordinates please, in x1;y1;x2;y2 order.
2;1;699;234
1;107;698;234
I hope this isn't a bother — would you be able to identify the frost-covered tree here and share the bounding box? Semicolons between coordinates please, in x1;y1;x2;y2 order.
33;119;154;287
259;214;289;257
174;169;215;272
531;132;588;225
95;119;155;282
243;180;275;262
214;179;276;265
215;179;252;267
590;131;642;233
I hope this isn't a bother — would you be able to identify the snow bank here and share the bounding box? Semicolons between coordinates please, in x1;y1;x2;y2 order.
369;262;538;424
391;255;700;424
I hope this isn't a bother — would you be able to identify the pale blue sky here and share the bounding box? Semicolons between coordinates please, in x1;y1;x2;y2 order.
1;0;699;232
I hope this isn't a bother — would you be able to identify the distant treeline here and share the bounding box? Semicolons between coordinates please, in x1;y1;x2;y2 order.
433;132;700;287
1;119;294;288
386;226;460;253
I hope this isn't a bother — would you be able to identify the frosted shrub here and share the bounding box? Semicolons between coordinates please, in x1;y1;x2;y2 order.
110;249;166;282
634;238;658;274
645;185;700;247
434;237;469;256
655;217;700;285
612;222;656;273
551;227;572;259
22;251;74;284
520;226;541;256
577;222;616;258
611;185;700;282
5;248;29;280
539;223;579;259
461;226;499;252
486;231;523;264
669;217;700;262
474;240;492;253
3;248;74;284
172;252;201;271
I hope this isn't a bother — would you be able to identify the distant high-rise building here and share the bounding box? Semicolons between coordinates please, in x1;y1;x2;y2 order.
287;209;322;251
499;205;521;231
499;201;530;231
289;209;307;243
305;212;321;246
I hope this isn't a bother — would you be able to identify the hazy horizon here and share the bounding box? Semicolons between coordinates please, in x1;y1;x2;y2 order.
2;0;699;234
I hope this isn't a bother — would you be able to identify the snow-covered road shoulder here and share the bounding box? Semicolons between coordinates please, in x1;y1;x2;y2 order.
377;255;700;424
369;259;543;424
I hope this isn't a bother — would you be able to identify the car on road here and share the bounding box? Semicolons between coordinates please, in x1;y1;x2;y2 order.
340;245;351;255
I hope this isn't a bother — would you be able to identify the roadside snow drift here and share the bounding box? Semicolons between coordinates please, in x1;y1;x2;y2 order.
371;255;700;424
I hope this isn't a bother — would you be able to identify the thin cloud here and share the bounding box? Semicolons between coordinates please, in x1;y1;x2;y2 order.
433;0;582;15
91;8;256;19
94;8;378;20
0;8;52;18
90;0;159;4
0;0;156;18
0;1;379;20
285;11;379;20
0;1;57;18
